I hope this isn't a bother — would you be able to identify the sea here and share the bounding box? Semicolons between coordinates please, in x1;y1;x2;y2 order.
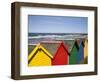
28;33;88;45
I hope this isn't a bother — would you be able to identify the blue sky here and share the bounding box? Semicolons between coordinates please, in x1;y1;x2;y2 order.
28;15;88;33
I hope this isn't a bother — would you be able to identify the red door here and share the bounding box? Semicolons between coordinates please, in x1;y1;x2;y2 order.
52;44;68;65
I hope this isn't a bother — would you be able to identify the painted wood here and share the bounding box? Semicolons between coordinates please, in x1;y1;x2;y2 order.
84;40;88;58
28;44;53;66
77;41;84;64
52;42;69;65
69;42;79;64
84;39;88;64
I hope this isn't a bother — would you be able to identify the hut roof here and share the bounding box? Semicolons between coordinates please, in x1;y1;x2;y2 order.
76;39;84;47
64;40;79;52
64;40;75;52
40;41;61;56
28;44;53;63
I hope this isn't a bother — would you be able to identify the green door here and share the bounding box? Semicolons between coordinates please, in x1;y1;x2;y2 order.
69;45;78;64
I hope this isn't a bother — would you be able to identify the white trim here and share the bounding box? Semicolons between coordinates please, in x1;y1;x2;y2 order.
20;6;95;75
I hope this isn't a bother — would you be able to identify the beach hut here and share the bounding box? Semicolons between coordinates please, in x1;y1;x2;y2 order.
52;42;69;65
84;39;88;64
28;44;53;67
64;40;79;64
41;41;69;65
77;40;84;64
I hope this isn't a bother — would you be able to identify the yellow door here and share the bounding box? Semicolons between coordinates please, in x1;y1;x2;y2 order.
84;40;88;58
84;40;88;64
28;50;52;66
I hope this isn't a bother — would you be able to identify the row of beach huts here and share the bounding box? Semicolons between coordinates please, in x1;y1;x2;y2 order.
28;39;88;67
